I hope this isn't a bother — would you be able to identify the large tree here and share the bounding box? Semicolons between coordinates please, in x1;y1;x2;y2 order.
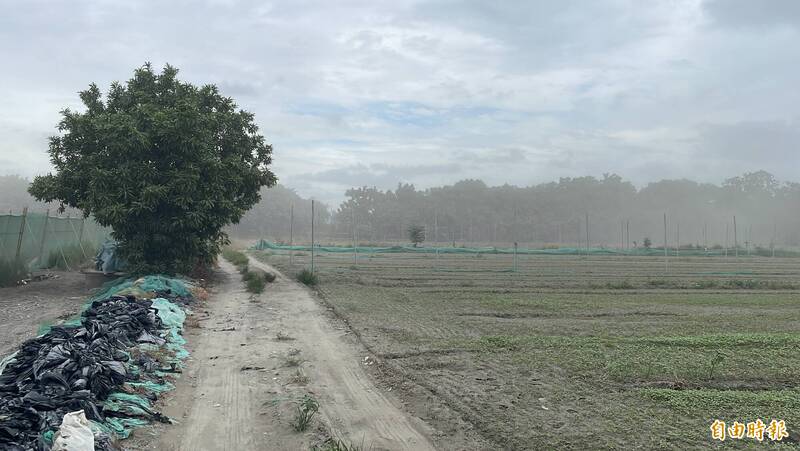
29;63;276;273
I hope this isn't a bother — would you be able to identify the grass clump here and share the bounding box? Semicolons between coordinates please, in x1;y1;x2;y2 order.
723;279;797;290
222;247;249;269
289;370;309;385
284;355;304;367
646;279;670;287
692;279;718;289
244;272;266;293
46;242;96;270
605;280;634;289
291;394;319;432
223;248;276;293
297;268;319;286
0;258;28;287
641;387;800;411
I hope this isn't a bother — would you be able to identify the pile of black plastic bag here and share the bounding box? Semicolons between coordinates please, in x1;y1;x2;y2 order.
0;292;184;451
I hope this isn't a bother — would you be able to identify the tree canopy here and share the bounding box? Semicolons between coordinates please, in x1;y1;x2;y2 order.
329;172;800;247
29;63;276;273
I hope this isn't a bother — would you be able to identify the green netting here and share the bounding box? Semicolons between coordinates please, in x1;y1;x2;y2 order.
93;289;189;438
152;297;190;363
152;297;187;328
0;212;110;270
127;380;175;393
252;239;733;257
95;418;149;439
16;275;195;442
137;276;193;297
41;430;55;446
104;392;154;417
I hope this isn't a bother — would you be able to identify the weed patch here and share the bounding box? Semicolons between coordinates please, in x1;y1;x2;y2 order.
289;370;309;385
0;258;28;287
245;273;266;293
46;242;96;270
291;395;319;432
297;268;319;286
223;248;275;293
641;388;800;411
222;248;249;268
605;280;634;289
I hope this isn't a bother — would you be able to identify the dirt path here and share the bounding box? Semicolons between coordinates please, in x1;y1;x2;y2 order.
139;258;435;451
0;272;90;357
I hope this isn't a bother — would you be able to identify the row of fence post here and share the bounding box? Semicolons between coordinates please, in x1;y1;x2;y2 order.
277;204;787;277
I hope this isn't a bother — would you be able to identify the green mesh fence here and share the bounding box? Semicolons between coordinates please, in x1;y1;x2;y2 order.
0;211;110;271
252;239;733;257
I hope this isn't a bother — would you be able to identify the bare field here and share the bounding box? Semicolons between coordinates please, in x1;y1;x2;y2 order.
254;249;800;449
260;250;800;291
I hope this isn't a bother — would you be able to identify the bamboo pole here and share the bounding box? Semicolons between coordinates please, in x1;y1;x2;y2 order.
38;209;50;265
772;223;777;258
289;204;294;266
434;210;438;245
352;209;357;266
626;220;630;251
513;242;518;272
663;213;668;272
67;216;87;259
311;200;315;273
725;223;729;258
585;213;590;256
15;207;28;261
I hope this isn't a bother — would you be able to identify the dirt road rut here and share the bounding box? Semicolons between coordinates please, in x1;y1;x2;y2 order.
144;258;435;451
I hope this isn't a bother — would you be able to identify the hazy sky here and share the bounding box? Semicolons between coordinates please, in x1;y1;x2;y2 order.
1;0;798;205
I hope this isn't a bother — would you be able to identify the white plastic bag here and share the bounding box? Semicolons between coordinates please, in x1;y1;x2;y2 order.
51;410;95;451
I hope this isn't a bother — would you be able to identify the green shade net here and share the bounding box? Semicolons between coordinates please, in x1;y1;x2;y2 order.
0;212;110;270
10;275;198;443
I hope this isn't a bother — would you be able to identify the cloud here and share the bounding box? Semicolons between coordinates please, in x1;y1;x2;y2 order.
0;0;798;207
697;120;800;166
703;0;800;29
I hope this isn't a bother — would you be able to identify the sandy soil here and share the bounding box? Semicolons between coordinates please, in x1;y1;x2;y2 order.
0;271;91;357
130;258;435;451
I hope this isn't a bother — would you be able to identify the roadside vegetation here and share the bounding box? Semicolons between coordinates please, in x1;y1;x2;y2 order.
296;268;319;286
0;259;28;287
291;394;319;432
45;242;97;270
222;247;274;294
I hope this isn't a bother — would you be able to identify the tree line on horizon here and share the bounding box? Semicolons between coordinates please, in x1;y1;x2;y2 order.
5;170;799;249
235;170;800;249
